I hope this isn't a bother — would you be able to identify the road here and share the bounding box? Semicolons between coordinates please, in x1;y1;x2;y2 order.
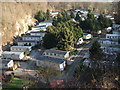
50;38;98;82
64;38;98;80
5;48;45;81
5;37;99;84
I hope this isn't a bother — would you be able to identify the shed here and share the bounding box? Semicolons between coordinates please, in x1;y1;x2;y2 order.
83;33;92;39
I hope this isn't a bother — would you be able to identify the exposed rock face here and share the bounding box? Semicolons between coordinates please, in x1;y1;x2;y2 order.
1;2;48;45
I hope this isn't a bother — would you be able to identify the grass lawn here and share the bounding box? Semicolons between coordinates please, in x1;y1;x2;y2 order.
71;51;78;55
3;78;23;89
3;77;33;89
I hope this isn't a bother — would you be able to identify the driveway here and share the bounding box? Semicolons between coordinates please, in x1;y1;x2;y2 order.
29;49;44;59
5;60;37;80
49;38;98;82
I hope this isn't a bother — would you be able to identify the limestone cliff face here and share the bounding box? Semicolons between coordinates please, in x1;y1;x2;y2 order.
1;2;48;45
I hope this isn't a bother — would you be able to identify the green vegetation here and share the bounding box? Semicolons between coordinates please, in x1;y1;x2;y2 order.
70;11;75;18
40;10;111;51
115;1;120;23
46;9;50;20
75;11;82;22
72;65;120;88
43;33;58;49
79;13;112;33
89;40;103;60
3;77;33;89
70;50;78;55
74;63;87;77
34;9;51;22
36;66;61;83
43;10;83;51
24;51;30;56
3;78;23;89
34;10;46;22
98;14;112;28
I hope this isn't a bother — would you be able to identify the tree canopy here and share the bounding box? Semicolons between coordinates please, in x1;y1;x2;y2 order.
46;9;50;20
44;15;83;50
79;13;112;33
43;33;58;49
89;40;103;60
34;10;46;22
70;11;75;18
34;9;51;22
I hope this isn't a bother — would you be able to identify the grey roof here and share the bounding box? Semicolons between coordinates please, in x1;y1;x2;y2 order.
44;50;68;55
33;25;46;28
2;51;24;55
1;60;13;70
93;12;100;16
80;9;88;11
113;30;120;32
2;60;11;65
17;40;37;43
11;46;32;48
30;31;45;33
22;35;41;38
99;38;118;42
36;56;65;64
39;20;53;23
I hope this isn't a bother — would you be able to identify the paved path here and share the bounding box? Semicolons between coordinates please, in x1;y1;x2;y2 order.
50;38;98;82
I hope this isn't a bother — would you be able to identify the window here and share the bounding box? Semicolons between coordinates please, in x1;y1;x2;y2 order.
54;53;56;56
50;53;52;56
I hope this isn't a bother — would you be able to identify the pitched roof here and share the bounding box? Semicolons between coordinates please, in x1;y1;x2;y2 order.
44;50;68;55
22;35;41;38
33;25;47;28
2;51;24;55
83;33;89;35
39;20;53;23
2;60;13;65
17;40;37;43
30;31;45;33
36;56;65;64
99;38;118;42
11;46;32;49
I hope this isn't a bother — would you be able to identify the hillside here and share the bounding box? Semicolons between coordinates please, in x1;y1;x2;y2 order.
1;2;113;46
1;2;49;46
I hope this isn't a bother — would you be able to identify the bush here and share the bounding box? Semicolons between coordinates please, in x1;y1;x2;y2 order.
24;51;30;56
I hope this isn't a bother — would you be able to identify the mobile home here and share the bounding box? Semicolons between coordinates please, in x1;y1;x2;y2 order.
36;56;66;71
10;46;32;52
1;51;24;60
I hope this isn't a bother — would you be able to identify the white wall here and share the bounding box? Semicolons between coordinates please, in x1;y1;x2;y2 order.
43;52;69;59
2;52;24;60
11;47;31;52
106;34;120;39
22;37;41;41
30;33;45;37
77;38;83;45
36;60;64;71
7;60;14;68
83;34;92;39
64;52;69;58
18;42;36;46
